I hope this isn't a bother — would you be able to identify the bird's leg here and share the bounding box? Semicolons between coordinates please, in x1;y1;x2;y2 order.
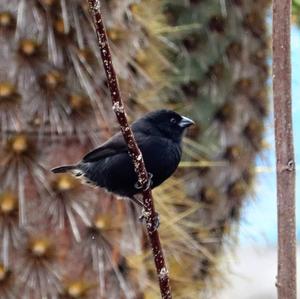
130;197;159;230
134;172;153;191
130;195;146;208
153;212;160;230
133;173;159;230
139;210;160;231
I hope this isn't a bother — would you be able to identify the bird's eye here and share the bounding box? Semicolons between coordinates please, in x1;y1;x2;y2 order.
170;118;177;124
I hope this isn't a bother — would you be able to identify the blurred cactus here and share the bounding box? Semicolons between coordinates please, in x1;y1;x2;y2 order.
293;0;300;25
0;0;269;298
161;0;270;293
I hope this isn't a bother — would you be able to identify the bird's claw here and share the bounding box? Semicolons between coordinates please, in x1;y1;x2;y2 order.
139;210;160;231
134;172;153;191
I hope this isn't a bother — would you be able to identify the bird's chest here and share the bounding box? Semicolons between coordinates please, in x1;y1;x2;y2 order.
141;139;182;185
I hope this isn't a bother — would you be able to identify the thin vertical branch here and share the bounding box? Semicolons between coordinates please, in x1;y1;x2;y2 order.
273;1;297;299
87;1;172;298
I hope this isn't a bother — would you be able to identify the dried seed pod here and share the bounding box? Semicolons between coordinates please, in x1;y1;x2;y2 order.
0;11;15;32
215;102;235;123
227;179;247;199
40;0;57;7
206;63;225;81
18;39;41;58
243;11;265;37
77;48;95;65
224;145;243;163
0;82;20;105
27;237;54;259
180;81;199;97
182;32;203;51
54;17;71;37
6;134;33;156
249;89;269;116
68;94;91;114
61;280;92;298
52;174;80;193
234;78;253;95
242;168;254;185
209;16;226;33
243;118;264;150
40;70;65;91
199;187;220;205
108;27;126;42
198;258;212;279
0;191;18;216
225;41;242;60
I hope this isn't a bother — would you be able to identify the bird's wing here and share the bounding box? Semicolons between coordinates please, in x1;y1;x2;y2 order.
82;131;147;162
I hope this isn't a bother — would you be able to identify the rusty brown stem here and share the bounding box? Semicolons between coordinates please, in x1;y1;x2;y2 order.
87;1;172;298
273;1;297;299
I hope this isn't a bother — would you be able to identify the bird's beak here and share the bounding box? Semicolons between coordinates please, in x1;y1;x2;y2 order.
179;116;195;128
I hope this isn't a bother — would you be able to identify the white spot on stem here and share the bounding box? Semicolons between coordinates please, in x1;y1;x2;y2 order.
159;267;168;279
112;102;124;113
93;0;101;10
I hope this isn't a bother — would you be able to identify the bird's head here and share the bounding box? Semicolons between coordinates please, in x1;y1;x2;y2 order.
142;109;195;142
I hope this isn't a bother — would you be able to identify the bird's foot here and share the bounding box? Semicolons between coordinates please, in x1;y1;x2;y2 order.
139;209;160;231
134;172;153;191
131;195;146;208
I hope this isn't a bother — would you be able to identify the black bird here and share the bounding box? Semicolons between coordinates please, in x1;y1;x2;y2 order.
51;109;194;203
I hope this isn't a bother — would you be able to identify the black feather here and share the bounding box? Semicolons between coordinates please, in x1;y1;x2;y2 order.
51;165;76;173
51;110;194;198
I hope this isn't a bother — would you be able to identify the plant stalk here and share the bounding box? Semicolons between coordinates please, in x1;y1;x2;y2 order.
87;1;172;298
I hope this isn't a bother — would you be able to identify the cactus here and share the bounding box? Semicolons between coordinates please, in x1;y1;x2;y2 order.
293;0;300;25
160;0;270;294
0;0;269;298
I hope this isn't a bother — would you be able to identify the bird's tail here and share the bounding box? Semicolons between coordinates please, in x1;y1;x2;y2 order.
51;165;77;174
